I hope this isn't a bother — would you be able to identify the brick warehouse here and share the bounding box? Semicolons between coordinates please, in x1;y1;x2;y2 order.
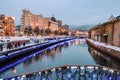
89;15;120;47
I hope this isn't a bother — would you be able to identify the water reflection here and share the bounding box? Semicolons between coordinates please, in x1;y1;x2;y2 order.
0;39;93;78
1;39;120;79
23;43;68;67
88;46;120;70
12;67;16;74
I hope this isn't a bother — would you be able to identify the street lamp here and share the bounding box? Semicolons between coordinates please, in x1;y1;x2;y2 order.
5;17;8;20
12;17;15;20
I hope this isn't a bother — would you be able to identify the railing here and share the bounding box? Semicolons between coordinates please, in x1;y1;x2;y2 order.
0;38;75;73
0;37;75;52
3;65;120;80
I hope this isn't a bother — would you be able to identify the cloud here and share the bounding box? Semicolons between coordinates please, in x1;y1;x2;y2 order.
0;0;120;26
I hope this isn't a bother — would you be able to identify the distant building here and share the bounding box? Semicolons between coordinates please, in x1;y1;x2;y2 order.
46;16;60;32
75;30;88;37
21;9;45;35
70;30;88;37
89;15;120;47
15;25;21;36
62;24;69;31
21;9;62;36
61;24;69;35
0;14;15;36
58;20;62;30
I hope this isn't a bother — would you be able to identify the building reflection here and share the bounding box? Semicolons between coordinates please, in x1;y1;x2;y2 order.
70;39;86;46
22;39;85;67
88;46;120;70
0;39;87;78
23;44;64;67
12;67;16;74
23;57;33;68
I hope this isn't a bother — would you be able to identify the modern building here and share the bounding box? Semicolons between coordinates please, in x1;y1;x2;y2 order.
21;9;44;35
89;15;120;47
0;14;15;36
46;16;59;32
21;9;62;36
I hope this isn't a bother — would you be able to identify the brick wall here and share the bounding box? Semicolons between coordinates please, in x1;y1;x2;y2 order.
113;21;120;46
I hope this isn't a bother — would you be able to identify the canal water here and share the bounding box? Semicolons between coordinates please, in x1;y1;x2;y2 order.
0;39;120;78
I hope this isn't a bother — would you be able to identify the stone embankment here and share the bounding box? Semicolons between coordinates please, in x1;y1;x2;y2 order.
86;39;120;61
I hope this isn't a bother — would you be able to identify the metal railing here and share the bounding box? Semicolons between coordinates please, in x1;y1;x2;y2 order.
2;65;120;80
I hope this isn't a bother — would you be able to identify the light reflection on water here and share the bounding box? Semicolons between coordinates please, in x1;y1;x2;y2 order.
88;46;120;70
1;39;95;78
2;39;120;78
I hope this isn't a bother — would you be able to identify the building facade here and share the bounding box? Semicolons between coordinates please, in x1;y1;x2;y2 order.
0;15;15;36
89;15;120;47
61;24;69;35
21;9;62;36
21;9;45;35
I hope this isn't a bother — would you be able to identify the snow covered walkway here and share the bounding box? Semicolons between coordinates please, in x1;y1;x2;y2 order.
87;39;120;52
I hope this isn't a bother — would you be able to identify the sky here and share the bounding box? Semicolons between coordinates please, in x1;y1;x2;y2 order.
0;0;120;26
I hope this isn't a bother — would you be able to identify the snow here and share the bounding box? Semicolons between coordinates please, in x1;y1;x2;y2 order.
0;36;70;52
87;39;120;52
0;36;29;42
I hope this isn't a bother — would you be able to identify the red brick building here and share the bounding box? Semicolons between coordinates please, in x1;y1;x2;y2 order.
89;15;120;47
0;15;15;36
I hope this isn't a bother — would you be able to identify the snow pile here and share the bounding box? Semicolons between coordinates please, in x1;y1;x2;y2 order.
87;39;120;52
0;36;29;42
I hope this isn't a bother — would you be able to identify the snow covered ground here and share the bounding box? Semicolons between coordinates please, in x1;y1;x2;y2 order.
0;36;70;52
0;36;29;42
87;39;120;52
0;36;45;52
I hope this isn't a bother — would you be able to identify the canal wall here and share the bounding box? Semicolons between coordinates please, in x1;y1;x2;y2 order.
86;39;120;61
0;38;74;65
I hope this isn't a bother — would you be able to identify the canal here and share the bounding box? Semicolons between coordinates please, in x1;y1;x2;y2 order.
0;39;120;78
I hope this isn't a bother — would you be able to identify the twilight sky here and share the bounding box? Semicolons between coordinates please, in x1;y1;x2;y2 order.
0;0;120;26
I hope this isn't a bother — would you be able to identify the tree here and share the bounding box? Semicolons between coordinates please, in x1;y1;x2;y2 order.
34;26;40;36
54;30;59;35
24;27;28;36
24;26;33;36
40;29;43;34
45;29;51;35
